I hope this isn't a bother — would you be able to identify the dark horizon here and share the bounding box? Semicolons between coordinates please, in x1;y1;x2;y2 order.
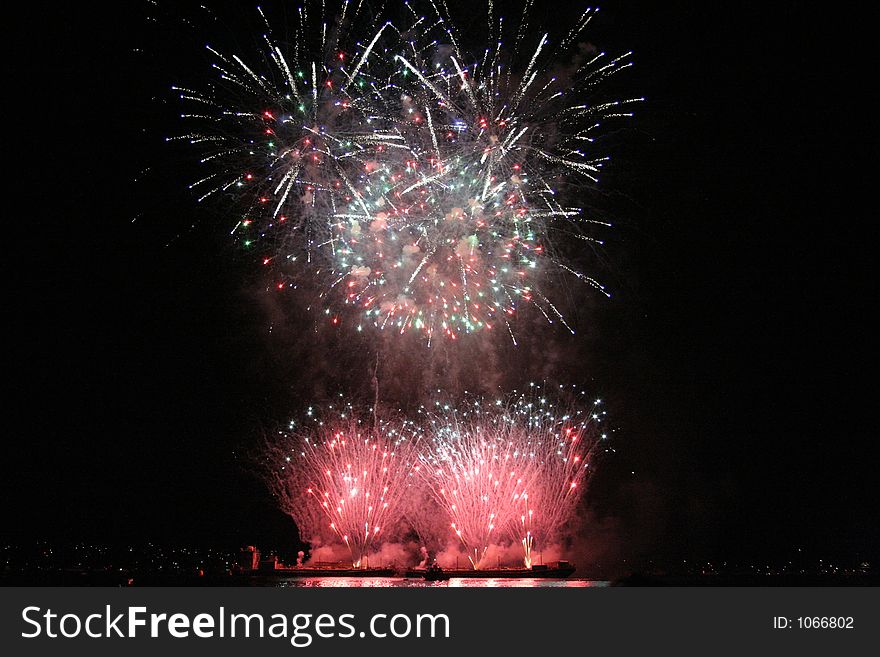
4;0;876;575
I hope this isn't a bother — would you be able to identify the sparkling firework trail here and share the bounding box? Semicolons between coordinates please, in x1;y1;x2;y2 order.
172;0;639;342
265;404;422;567
418;385;609;568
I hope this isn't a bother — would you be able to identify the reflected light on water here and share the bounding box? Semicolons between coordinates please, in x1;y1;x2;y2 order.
288;578;399;588
275;578;607;588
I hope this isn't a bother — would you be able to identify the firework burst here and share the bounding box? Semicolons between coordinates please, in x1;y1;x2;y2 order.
171;0;639;342
418;385;609;568
264;404;422;567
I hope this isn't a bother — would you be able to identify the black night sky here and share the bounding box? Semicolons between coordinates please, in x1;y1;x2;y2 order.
4;0;876;573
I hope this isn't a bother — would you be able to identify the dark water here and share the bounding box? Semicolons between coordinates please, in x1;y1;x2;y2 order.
5;572;877;586
269;577;609;587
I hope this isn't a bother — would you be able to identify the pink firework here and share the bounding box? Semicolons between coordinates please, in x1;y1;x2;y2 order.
265;406;421;567
419;386;609;568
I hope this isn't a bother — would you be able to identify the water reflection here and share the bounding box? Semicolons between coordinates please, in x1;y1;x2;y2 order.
274;577;607;588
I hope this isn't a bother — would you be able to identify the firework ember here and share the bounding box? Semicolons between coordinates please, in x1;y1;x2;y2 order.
171;0;639;342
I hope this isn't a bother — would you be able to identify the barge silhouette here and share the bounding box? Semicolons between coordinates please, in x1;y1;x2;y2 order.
233;548;396;577
235;547;575;578
407;561;576;579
